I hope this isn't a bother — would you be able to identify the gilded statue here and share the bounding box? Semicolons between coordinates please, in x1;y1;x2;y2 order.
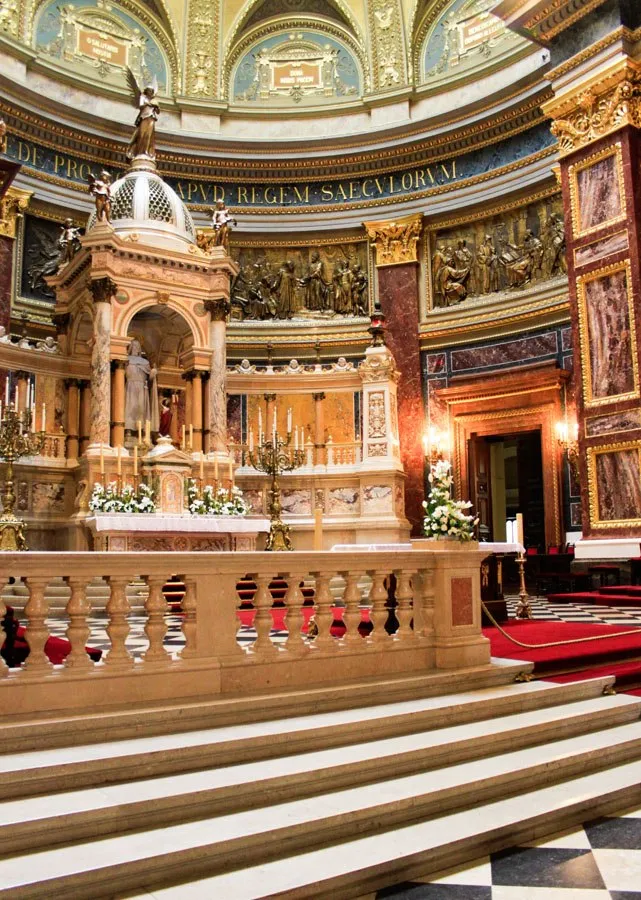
211;199;236;253
88;171;112;223
58;218;82;266
125;69;160;161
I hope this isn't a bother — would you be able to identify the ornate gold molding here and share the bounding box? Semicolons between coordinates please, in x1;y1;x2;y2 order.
0;186;31;239
365;213;422;266
367;0;407;91
185;0;219;98
586;439;641;528
546;64;641;157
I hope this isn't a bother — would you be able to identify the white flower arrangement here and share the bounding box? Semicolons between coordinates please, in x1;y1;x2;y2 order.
422;459;478;542
89;481;157;514
186;479;249;517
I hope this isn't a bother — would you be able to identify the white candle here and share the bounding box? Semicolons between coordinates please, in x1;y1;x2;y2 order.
287;407;292;433
181;424;186;449
4;377;8;406
189;424;193;450
214;454;219;483
294;428;298;451
30;404;35;432
145;419;151;444
41;403;46;432
516;513;524;547
200;452;204;481
258;408;262;439
117;445;122;476
100;443;104;475
137;420;142;444
26;381;31;411
249;428;254;451
133;444;138;476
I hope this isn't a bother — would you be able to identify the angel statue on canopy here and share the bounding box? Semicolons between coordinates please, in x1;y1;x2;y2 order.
126;68;160;161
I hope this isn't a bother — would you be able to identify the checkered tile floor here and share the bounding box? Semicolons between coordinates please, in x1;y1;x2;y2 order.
505;596;641;627
369;805;641;899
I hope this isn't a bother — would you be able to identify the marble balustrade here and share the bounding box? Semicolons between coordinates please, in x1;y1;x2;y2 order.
0;546;490;717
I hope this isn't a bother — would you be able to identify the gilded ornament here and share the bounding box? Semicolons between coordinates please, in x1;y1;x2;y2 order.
0;186;31;240
549;76;641;156
186;1;218;98
0;115;6;153
368;0;407;90
365;213;422;266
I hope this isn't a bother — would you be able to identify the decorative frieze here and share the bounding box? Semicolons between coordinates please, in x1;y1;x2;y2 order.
185;0;219;97
367;0;407;90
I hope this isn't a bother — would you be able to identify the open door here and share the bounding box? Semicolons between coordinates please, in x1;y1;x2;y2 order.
468;435;492;541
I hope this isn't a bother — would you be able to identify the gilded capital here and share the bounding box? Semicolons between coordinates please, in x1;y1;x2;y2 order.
544;62;641;157
90;277;117;304
204;297;230;321
364;213;423;266
0;187;31;240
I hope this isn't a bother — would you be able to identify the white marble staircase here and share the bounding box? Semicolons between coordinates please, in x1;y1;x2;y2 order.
1;668;641;899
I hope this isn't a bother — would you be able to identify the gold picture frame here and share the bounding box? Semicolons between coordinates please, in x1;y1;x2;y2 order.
569;143;627;238
586;440;641;528
577;259;639;408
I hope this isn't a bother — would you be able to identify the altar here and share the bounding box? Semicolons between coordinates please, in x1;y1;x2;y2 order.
86;514;270;552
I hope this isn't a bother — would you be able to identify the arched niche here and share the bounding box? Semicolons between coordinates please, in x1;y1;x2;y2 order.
125;305;196;373
227;23;364;106
31;0;177;95
412;0;529;90
69;307;94;360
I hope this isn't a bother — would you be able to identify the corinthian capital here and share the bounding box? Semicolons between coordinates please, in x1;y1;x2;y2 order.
204;298;230;321
364;213;422;266
0;187;32;240
90;277;117;303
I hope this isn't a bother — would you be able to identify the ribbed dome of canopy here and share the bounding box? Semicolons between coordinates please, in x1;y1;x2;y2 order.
87;168;195;252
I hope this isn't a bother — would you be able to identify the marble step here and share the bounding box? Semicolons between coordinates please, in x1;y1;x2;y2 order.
1;720;640;899
121;760;641;900
0;678;611;796
1;692;638;854
0;661;532;753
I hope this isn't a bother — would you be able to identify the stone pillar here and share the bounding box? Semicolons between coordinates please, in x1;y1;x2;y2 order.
202;374;210;453
110;360;126;448
88;277;115;450
539;12;641;551
78;380;91;456
205;300;228;455
364;213;425;534
170;393;180;446
65;379;80;460
312;391;326;466
182;372;194;449
192;370;204;453
14;371;29;412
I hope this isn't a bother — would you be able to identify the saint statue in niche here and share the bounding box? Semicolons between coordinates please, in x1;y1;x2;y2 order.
158;395;174;437
126;69;160;161
125;338;159;433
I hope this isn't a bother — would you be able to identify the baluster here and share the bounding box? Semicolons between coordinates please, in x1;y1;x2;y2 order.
64;576;92;670
326;437;334;467
282;571;307;656
367;569;390;646
395;569;416;643
105;576;132;667
340;569;363;649
0;584;8;675
310;571;334;651
23;576;53;674
143;575;169;664
416;567;435;639
251;573;279;657
180;578;198;659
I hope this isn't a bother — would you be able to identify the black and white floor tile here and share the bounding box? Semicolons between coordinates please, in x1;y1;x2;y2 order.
505;596;641;627
370;805;641;899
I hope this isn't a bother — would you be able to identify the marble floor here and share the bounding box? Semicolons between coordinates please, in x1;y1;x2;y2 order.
368;805;641;899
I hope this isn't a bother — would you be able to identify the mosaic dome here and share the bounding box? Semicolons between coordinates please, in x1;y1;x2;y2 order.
87;168;196;253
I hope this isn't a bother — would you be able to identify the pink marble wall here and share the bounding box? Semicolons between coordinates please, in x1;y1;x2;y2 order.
377;263;425;534
451;576;474;626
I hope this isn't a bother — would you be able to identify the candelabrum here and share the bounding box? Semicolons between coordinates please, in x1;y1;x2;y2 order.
514;551;533;619
248;431;305;551
0;406;46;551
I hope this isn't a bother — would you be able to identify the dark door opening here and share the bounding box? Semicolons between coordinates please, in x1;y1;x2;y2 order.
468;430;545;550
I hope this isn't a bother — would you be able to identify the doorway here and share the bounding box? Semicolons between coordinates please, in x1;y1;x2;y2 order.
469;430;545;550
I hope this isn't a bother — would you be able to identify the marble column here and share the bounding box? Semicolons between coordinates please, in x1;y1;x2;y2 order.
170;392;180;446
110;360;126;448
365;214;425;534
312;391;326;466
65;379;80;460
88;277;115;450
540;17;641;543
182;372;194;449
206;300;228;455
0;236;13;401
192;370;203;453
202;373;210;453
78;380;91;456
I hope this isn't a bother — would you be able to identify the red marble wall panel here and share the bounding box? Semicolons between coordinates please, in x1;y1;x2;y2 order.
561;125;641;537
451;576;474;626
450;331;558;373
377;263;424;534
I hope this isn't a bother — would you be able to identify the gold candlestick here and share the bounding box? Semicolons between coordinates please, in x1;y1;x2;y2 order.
514;551;533;619
0;406;46;551
248;429;305;551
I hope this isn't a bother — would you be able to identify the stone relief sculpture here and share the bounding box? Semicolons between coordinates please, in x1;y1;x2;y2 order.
230;245;370;320
430;199;567;308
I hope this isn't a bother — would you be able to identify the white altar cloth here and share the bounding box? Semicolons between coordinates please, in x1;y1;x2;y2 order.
478;542;524;554
85;515;270;551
